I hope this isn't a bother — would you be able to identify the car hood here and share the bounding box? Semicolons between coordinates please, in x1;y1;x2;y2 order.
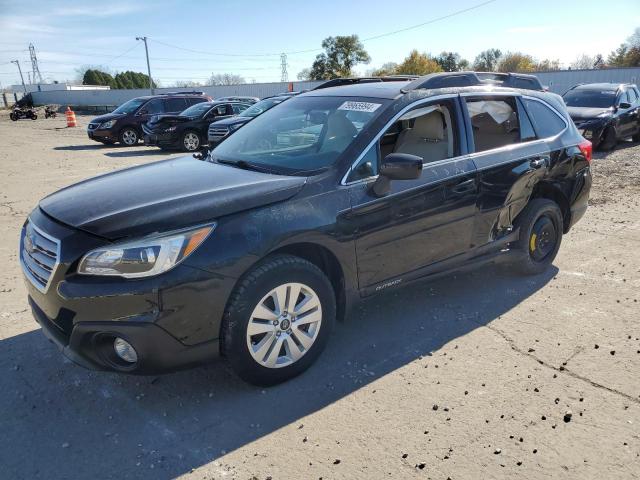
39;156;307;240
210;116;251;127
566;106;612;121
90;112;126;124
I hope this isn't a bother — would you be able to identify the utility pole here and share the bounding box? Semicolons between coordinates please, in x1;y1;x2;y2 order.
11;60;27;93
280;53;288;82
136;36;154;94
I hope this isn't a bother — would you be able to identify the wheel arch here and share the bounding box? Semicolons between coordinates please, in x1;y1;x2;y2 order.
268;242;347;323
529;181;571;233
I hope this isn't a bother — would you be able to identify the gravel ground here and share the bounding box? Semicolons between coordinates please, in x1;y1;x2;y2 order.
0;113;638;480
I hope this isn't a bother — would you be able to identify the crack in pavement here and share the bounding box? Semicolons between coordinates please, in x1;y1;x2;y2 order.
481;322;640;405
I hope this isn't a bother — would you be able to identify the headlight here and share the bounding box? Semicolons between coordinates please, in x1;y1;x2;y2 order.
229;123;243;132
78;225;214;278
164;126;178;132
99;119;116;129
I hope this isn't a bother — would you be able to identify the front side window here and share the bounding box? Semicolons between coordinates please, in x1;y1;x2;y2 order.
112;98;146;114
212;96;388;174
144;99;165;115
180;102;213;117
232;103;250;114
618;91;630;106
348;100;458;182
465;97;521;152
521;98;566;138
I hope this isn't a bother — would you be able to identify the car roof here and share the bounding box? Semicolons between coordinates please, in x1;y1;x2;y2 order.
302;81;410;99
573;83;625;91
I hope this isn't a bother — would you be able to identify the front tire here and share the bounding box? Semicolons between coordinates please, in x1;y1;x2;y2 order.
596;126;617;151
10;112;17;121
510;198;563;275
222;255;336;386
119;127;139;146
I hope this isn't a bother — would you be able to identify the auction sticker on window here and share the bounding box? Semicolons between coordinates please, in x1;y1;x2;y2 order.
338;101;382;113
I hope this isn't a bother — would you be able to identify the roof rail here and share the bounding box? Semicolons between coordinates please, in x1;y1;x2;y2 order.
312;75;419;90
402;71;544;92
158;91;206;96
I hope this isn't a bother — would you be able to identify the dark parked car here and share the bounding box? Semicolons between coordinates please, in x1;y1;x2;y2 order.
21;72;592;385
208;95;291;146
563;83;640;150
216;96;259;104
87;91;211;146
143;101;251;152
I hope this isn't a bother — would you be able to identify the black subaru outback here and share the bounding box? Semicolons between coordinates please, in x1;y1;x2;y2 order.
21;72;592;385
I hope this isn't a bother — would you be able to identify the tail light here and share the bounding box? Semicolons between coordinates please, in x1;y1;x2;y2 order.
578;139;592;164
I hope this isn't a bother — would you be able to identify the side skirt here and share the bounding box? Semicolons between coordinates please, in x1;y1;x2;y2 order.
360;228;519;297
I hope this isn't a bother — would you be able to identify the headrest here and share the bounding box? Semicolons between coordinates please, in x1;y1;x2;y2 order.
412;112;444;141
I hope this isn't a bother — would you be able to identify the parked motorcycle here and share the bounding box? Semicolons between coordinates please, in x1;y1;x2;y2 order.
44;105;57;118
10;107;37;121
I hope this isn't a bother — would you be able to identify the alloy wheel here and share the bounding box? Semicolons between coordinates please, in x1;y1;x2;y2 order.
183;132;200;151
246;282;322;369
122;129;138;145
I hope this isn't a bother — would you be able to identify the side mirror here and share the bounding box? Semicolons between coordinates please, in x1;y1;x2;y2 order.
137;109;148;116
371;153;423;197
618;102;631;110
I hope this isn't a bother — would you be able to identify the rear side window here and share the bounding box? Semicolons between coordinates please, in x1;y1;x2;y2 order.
232;103;250;114
628;88;638;103
465;97;522;152
186;97;207;107
165;98;187;112
521;98;566;138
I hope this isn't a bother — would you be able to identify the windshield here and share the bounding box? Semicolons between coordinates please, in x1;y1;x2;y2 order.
211;96;388;174
113;98;147;114
563;90;616;108
180;102;213;117
241;98;286;118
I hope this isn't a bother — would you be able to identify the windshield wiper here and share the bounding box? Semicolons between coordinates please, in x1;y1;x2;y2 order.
215;158;276;174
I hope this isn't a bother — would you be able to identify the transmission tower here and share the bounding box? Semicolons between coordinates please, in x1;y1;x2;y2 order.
280;53;288;82
29;43;43;84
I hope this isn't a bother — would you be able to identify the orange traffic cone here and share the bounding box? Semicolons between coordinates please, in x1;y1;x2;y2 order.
66;106;77;127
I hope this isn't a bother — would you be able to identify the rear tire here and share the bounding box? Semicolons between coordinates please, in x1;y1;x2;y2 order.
182;130;201;152
222;255;336;386
30;113;37;120
509;198;563;276
119;127;139;146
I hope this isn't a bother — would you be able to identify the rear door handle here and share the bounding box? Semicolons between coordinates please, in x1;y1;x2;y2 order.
530;156;550;169
451;178;476;194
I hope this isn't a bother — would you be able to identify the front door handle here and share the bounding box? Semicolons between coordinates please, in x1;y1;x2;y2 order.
530;156;550;169
451;178;476;194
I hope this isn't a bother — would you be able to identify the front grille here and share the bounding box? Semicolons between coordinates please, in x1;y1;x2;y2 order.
208;126;229;142
20;221;60;292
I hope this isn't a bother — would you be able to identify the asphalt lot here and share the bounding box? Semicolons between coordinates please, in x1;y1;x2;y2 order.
0;113;639;480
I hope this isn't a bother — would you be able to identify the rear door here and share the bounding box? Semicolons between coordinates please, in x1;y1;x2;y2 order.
344;96;478;293
464;94;561;246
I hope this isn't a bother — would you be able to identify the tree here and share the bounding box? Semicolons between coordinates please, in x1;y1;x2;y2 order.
82;68;115;88
593;54;606;69
297;68;312;81
534;59;561;71
607;28;640;67
309;35;370;80
571;54;597;70
472;49;502;71
434;52;469;72
497;52;536;72
113;71;156;89
208;73;245;85
368;62;399;77
395;50;442;75
172;80;203;88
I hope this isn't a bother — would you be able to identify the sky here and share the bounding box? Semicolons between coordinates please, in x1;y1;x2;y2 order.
0;0;639;88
